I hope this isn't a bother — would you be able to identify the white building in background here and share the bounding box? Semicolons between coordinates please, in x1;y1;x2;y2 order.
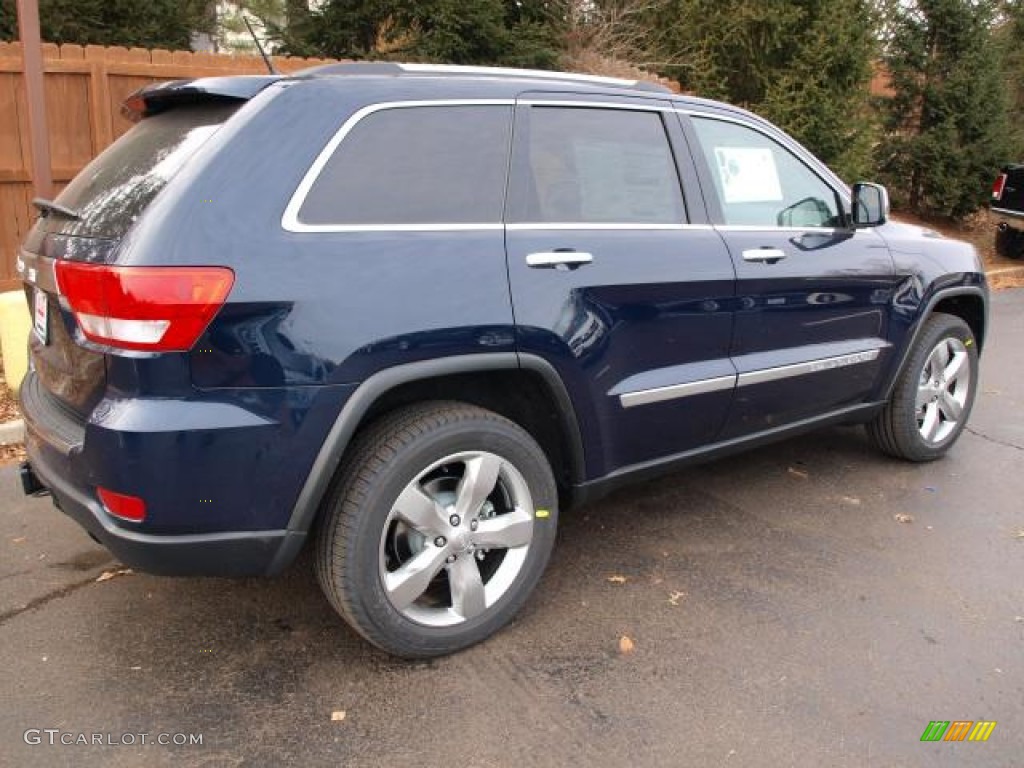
192;1;325;54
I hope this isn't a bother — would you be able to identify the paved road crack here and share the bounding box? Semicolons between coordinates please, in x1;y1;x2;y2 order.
965;426;1024;452
0;573;103;627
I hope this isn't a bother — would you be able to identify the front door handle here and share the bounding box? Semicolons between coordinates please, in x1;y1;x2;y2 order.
742;247;787;264
526;251;594;270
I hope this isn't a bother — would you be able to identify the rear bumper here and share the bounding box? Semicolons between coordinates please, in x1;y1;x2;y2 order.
24;445;305;576
18;369;331;577
992;206;1024;223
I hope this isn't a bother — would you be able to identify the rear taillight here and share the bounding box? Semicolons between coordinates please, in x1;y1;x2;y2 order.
993;173;1007;201
55;263;234;352
97;487;146;522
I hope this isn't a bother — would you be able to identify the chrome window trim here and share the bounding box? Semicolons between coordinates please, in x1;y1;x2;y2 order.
281;99;516;234
507;223;713;231
519;99;669;112
617;348;881;408
716;225;880;236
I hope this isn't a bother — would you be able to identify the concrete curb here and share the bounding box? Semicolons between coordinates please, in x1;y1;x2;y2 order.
986;265;1024;277
0;418;24;446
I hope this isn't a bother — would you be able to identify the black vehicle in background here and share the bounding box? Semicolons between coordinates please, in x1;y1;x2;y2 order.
993;164;1024;259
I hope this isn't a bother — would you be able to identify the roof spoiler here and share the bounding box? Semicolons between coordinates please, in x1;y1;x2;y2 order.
122;75;282;121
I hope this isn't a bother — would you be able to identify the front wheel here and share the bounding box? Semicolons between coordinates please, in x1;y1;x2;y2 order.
315;402;558;657
867;313;978;461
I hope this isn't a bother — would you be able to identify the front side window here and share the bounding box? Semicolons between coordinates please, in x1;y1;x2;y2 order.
509;107;686;225
297;105;512;226
690;117;842;228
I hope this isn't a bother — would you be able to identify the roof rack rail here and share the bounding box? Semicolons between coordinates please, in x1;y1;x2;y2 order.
292;61;673;94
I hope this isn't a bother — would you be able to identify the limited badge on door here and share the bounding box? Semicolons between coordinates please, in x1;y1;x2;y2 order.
33;287;48;345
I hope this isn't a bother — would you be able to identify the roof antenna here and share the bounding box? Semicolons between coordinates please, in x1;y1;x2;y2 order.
242;14;279;75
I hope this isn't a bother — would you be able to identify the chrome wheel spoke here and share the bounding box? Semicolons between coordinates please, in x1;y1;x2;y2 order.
448;556;487;620
939;390;963;422
915;384;933;410
943;350;967;386
384;545;448;610
393;484;447;536
474;508;534;550
931;341;951;371
920;402;940;442
453;454;502;522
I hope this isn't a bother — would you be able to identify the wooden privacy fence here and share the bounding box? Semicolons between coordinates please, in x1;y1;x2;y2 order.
0;42;340;292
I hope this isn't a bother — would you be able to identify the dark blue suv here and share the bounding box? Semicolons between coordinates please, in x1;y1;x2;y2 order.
18;64;987;657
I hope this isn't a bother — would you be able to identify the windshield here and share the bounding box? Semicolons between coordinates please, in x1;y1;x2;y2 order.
53;102;238;239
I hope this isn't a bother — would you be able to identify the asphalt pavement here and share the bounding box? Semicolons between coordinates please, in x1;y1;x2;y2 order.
1;291;1022;768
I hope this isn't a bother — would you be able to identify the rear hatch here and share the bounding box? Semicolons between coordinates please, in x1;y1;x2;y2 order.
21;81;270;419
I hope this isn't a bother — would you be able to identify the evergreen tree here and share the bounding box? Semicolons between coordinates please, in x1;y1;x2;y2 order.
878;0;1009;218
0;0;213;49
999;0;1024;158
278;0;561;68
643;0;878;181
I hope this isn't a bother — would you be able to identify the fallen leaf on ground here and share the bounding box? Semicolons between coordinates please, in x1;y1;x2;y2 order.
11;537;26;543
606;575;628;584
331;711;347;722
894;513;914;524
95;568;133;583
668;591;686;606
787;467;809;480
839;496;861;506
618;636;635;655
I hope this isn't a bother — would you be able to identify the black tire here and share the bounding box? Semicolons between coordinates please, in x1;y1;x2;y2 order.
867;313;978;462
995;224;1024;260
314;401;558;658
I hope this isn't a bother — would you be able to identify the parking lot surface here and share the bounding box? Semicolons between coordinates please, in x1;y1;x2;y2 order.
1;290;1021;768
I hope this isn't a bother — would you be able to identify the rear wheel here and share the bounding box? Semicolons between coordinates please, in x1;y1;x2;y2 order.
867;313;978;461
315;401;558;657
995;224;1024;259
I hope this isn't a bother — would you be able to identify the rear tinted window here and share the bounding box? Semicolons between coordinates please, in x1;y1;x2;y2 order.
508;107;685;224
54;102;238;238
297;105;512;227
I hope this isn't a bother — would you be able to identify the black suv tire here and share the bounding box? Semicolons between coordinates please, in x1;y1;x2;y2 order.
867;313;978;462
314;401;558;657
995;225;1024;260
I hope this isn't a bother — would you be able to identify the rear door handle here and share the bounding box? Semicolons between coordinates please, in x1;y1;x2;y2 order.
525;251;594;270
742;248;786;264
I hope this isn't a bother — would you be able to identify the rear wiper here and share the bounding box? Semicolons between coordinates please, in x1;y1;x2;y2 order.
32;197;81;220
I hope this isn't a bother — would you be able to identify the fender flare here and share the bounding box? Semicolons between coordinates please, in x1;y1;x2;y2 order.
282;352;585;536
883;285;987;400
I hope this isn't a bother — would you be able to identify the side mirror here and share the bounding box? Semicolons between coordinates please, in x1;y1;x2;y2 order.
851;182;889;228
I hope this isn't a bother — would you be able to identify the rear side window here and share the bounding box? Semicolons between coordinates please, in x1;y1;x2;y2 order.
55;102;238;239
508;107;685;225
297;105;513;227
